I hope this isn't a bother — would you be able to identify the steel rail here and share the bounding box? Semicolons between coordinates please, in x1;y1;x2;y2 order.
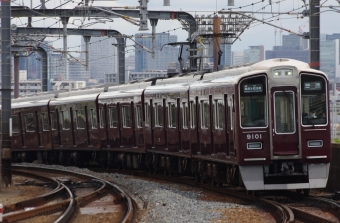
12;165;135;223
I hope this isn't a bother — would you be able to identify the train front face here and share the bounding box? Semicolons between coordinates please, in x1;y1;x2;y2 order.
238;63;331;190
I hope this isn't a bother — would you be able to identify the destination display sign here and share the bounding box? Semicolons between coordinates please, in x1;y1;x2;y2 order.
243;84;263;93
304;81;322;91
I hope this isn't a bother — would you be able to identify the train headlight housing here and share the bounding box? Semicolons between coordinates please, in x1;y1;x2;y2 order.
273;69;293;78
247;142;262;150
307;140;323;147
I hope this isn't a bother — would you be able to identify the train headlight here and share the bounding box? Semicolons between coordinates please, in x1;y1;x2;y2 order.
307;140;323;147
247;142;262;150
273;69;293;78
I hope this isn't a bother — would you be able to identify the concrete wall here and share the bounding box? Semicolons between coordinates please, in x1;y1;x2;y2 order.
326;143;340;192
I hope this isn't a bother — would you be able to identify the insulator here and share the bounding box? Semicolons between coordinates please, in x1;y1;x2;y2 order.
163;0;170;6
228;0;234;6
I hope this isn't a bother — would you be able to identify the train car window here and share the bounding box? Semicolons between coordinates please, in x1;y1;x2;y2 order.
239;76;267;128
25;113;35;132
50;112;57;130
136;105;143;128
190;101;195;128
145;103;150;127
168;102;177;128
122;105;131;128
230;97;234;130
41;113;49;131
90;109;97;129
215;100;223;129
99;108;105;128
61;110;71;130
200;100;209;129
183;102;188;129
76;109;85;129
301;74;327;125
274;91;295;134
109;106;118;128
12;115;19;133
155;103;163;127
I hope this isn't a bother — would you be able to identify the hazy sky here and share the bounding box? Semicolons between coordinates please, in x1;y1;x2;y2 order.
10;0;340;55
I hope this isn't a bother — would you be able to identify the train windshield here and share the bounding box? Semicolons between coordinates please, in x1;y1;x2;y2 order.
301;74;327;125
239;75;267;128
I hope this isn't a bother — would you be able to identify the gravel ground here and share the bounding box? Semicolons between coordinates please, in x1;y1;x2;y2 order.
13;163;274;223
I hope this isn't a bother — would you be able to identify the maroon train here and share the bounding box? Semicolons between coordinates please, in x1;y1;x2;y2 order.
8;59;331;191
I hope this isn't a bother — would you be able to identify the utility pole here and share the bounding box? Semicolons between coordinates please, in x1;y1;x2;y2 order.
1;0;12;188
309;0;320;70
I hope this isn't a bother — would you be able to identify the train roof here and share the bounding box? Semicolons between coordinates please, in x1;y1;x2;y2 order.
12;99;50;109
144;82;191;95
49;93;99;106
98;88;145;101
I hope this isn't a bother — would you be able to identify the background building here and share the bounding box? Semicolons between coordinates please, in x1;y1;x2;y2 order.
134;33;178;72
81;36;117;83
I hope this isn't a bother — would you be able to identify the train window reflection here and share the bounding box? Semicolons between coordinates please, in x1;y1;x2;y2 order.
25;113;35;132
122;106;131;128
145;103;150;127
168;102;177;128
240;76;267;128
274;91;295;134
109;106;118;128
190;101;195;128
301;74;327;126
99;108;105;128
12;115;19;133
215;100;223;129
136;105;142;128
155;103;163;127
61;110;70;130
200;100;209;129
76;109;85;129
41;113;49;131
50;112;57;130
90;109;97;129
183;102;188;129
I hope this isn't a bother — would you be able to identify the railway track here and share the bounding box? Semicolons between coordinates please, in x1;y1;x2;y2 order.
92;167;340;223
6;165;135;223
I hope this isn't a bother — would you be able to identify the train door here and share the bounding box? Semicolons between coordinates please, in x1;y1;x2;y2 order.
121;102;134;148
50;109;60;146
229;95;235;156
213;96;225;156
40;112;51;149
135;102;144;149
167;99;179;152
271;87;299;155
98;105;108;148
224;94;230;156
59;107;73;147
153;99;166;150
181;98;190;153
199;94;212;155
108;104;121;148
36;111;42;147
74;107;87;147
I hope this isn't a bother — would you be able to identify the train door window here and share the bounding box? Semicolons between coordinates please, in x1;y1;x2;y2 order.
11;115;19;133
200;100;209;129
61;110;71;130
145;102;150;127
230;97;234;130
168;102;177;128
99;108;105;128
90;109;97;129
76;109;85;129
122;105;131;128
109;106;118;128
274;91;295;134
155;102;163;127
215;99;223;129
301;74;327;125
50;111;57;130
25;113;35;132
136;105;143;128
190;101;195;128
41;113;49;131
183;102;188;129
